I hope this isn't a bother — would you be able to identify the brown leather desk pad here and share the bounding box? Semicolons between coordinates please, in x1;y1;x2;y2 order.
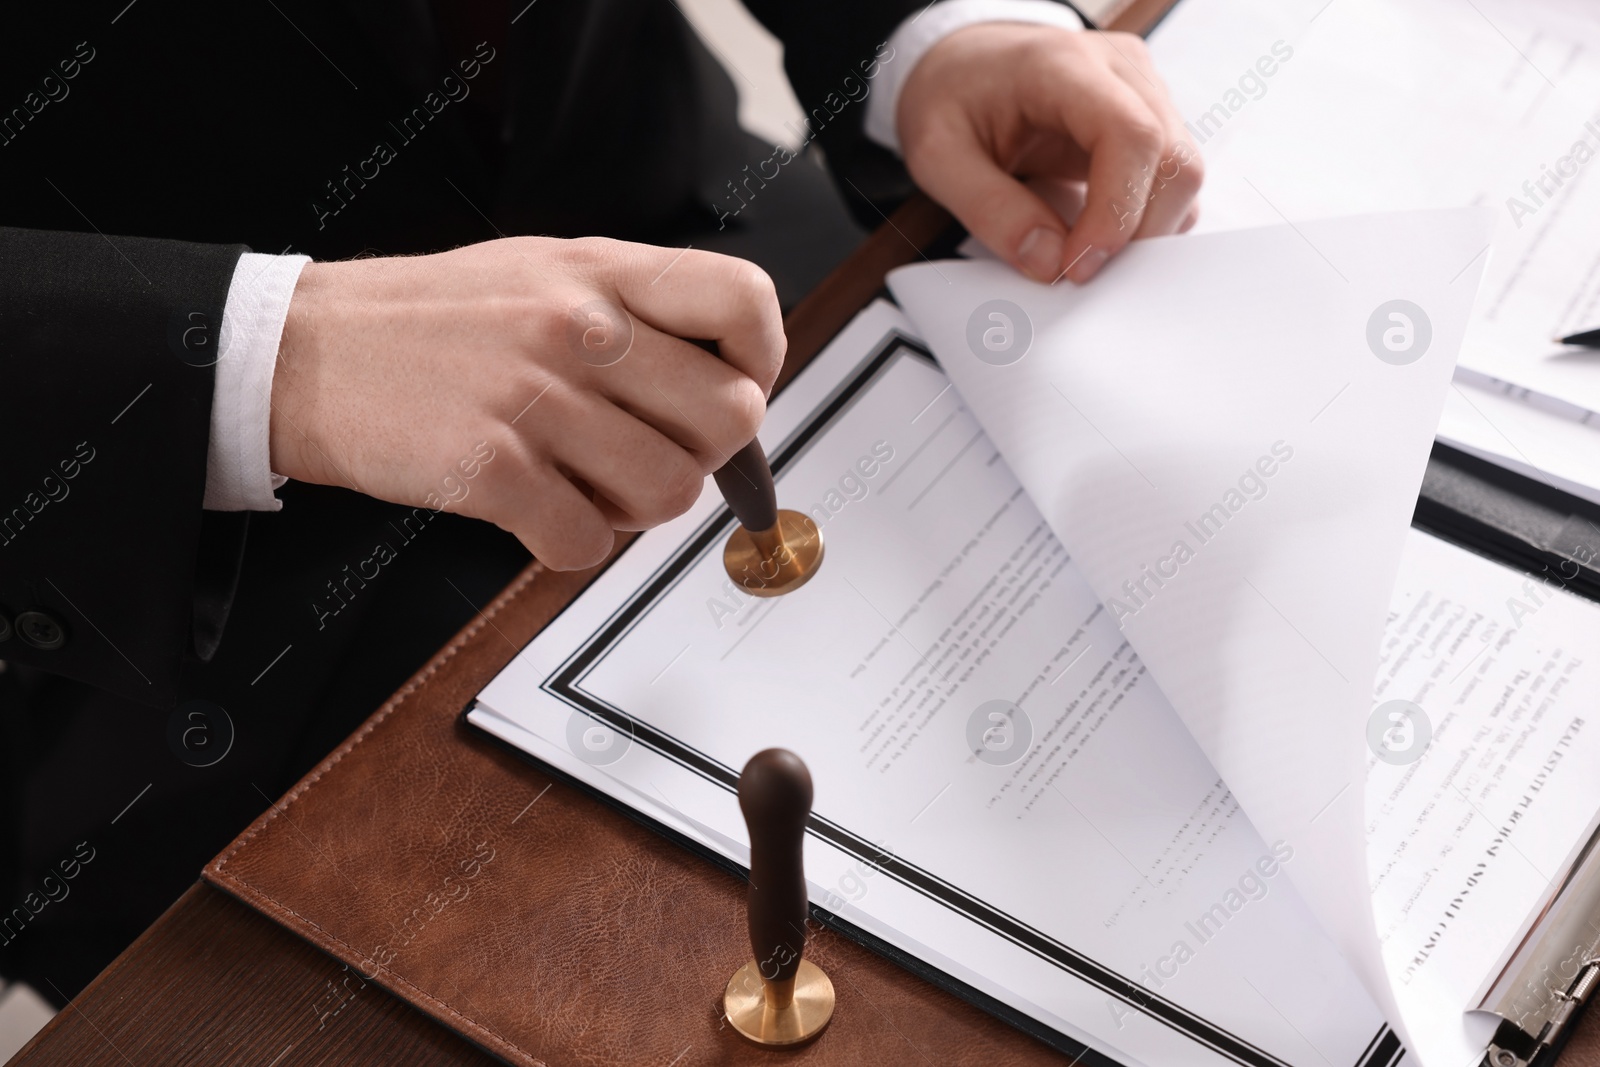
200;552;1088;1066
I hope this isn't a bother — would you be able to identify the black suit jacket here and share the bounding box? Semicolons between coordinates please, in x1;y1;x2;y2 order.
0;0;926;707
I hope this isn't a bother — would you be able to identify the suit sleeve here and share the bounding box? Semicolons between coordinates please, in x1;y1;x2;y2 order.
737;0;929;226
0;226;246;708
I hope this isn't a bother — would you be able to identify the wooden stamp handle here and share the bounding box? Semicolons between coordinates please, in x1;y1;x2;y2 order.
715;440;779;534
739;748;812;987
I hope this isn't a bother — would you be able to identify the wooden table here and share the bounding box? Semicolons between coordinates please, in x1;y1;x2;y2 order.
14;2;1600;1063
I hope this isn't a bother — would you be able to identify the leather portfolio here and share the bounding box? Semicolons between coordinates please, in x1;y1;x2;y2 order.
200;557;1078;1066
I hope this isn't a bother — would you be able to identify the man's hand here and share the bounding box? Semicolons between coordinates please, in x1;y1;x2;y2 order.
270;237;785;570
897;24;1203;284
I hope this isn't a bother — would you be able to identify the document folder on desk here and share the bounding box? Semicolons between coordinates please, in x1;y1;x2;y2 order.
468;210;1600;1067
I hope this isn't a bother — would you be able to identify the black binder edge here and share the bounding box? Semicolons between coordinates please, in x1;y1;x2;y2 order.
1415;440;1600;611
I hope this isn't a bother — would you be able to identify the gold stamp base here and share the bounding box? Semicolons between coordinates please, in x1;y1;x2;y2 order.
723;510;825;597
723;959;835;1047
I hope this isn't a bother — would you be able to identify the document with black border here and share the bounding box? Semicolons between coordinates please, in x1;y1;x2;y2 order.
468;301;1399;1067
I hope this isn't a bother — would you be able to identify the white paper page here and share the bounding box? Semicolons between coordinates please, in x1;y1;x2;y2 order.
472;302;1395;1067
1437;376;1600;508
1365;530;1600;1065
888;209;1493;1054
1148;0;1600;416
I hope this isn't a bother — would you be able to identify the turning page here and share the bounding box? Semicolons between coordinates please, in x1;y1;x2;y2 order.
890;209;1600;1063
888;210;1494;1052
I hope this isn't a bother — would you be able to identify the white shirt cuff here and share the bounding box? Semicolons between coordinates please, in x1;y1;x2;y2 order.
863;0;1085;155
203;252;309;512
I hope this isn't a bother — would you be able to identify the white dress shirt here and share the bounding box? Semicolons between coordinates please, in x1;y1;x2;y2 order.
862;0;1085;154
205;252;308;511
204;0;1081;511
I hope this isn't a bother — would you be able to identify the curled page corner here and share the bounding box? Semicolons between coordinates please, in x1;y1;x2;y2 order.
888;207;1496;1062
